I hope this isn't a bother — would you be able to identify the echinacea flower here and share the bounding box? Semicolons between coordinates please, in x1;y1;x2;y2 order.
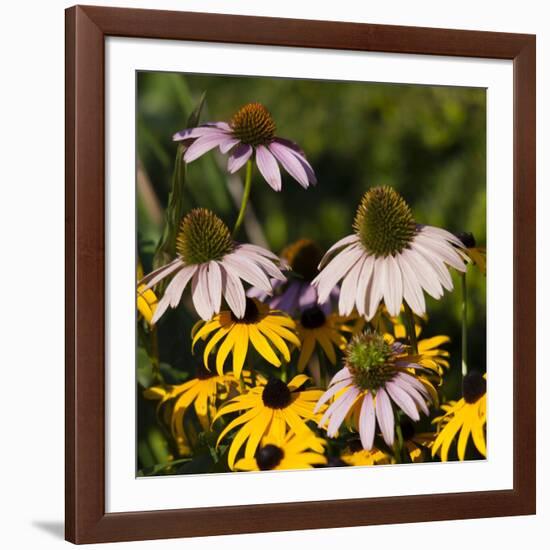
173;102;316;190
214;374;324;469
315;332;433;449
139;208;285;322
295;307;352;372
313;186;467;319
249;238;338;314
234;432;327;471
137;261;158;324
432;371;487;461
192;298;300;379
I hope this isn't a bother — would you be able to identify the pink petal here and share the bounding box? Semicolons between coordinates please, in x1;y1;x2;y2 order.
366;257;386;320
268;142;309;188
385;380;420;421
313;244;364;304
319;234;360;269
238;243;280;261
359;392;376;450
384;254;404;317
150;291;172;325
396;253;426;316
393;376;429;415
191;265;213;320
167;265;197;307
273;138;317;185
220;138;240;154
184;134;230;163
207;261;222;313
326;387;360;437
375;388;395;447
235;247;286;280
396;372;430;399
339;255;364;316
328;366;353;387
401;248;443;300
410;241;454;291
221;265;246;318
140;259;183;290
421;225;464;247
172;125;229;141
223;253;272;293
255;145;282;191
314;379;354;413
355;255;375;317
227;143;253;173
414;233;466;272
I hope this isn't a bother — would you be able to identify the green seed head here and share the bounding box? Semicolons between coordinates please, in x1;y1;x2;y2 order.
230;102;276;146
353;186;416;257
346;332;396;391
176;208;234;265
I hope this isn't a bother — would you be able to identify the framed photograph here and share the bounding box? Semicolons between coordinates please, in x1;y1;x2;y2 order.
65;5;536;544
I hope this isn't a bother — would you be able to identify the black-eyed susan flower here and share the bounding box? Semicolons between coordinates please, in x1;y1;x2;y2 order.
312;186;466;319
139;208;286;322
173;103;316;190
137;261;158;324
315;332;433;449
234;432;327;471
456;231;486;275
340;439;391;466
399;418;434;463
295;306;352;372
214;375;324;469
192;298;300;379
432;371;487;461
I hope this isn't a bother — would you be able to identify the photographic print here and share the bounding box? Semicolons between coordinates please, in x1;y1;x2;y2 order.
136;72;487;477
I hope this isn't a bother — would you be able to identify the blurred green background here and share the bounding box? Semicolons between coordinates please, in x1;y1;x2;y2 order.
136;71;486;472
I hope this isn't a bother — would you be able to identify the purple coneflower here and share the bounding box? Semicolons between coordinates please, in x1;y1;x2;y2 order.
312;186;466;320
315;332;433;449
139;208;285;322
248;238;337;315
173;102;316;191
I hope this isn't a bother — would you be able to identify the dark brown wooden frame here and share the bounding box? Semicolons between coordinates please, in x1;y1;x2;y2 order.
65;4;536;544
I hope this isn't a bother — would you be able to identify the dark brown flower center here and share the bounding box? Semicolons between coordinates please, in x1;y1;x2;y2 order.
400;418;416;441
230;103;276;146
282;239;323;281
255;444;284;470
462;371;486;404
262;378;292;409
455;231;477;248
230;298;260;324
300;306;327;329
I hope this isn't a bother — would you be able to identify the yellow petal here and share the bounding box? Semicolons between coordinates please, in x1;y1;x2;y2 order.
202;326;231;367
216;329;236;375
248;325;281;366
231;324;249;379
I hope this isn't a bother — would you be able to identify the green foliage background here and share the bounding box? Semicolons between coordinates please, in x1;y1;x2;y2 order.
136;71;486;473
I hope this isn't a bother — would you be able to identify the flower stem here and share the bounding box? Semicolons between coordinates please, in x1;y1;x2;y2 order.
394;422;404;464
232;159;253;238
403;301;418;355
461;271;468;377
